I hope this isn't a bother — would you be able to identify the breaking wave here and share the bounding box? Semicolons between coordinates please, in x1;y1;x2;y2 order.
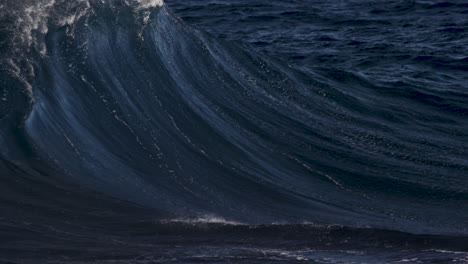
1;0;467;262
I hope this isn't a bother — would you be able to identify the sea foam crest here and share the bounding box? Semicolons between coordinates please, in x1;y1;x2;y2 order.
137;0;164;8
7;0;162;51
6;0;91;53
161;216;243;226
126;0;164;9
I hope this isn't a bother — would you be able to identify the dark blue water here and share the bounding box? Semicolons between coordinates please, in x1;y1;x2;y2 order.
0;0;467;263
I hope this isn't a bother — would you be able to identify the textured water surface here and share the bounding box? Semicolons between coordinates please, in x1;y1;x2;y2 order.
0;0;467;263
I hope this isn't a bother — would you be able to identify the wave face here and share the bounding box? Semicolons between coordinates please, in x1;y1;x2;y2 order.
1;0;467;262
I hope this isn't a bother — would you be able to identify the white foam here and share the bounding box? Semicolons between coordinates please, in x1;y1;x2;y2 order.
161;216;243;225
17;0;57;48
58;1;91;26
398;258;418;262
10;0;92;55
128;0;164;9
425;249;468;254
10;0;162;53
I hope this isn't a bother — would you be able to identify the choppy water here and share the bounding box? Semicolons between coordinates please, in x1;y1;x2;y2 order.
0;0;467;263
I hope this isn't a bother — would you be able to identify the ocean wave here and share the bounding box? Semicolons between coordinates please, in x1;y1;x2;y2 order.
0;0;467;262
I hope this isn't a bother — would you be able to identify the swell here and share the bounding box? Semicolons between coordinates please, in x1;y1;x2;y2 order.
0;0;467;244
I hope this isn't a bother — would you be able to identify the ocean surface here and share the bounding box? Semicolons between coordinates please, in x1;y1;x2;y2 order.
0;0;467;263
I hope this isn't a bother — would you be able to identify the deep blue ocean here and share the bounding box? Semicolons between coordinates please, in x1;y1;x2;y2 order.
0;0;467;263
